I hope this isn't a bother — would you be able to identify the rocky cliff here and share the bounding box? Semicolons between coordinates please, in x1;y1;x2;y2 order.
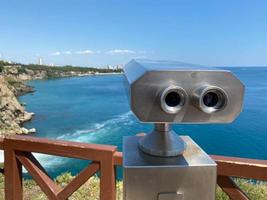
0;76;35;135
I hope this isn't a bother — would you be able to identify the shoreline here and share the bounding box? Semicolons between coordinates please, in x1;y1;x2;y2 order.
26;72;123;80
79;72;123;76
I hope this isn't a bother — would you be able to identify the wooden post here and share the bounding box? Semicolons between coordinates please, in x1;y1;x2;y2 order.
217;176;250;200
4;140;23;200
100;152;116;200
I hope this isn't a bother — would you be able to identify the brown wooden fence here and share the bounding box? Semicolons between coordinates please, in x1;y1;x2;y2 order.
0;135;267;200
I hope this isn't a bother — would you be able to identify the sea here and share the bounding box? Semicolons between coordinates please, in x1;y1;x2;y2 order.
19;67;267;178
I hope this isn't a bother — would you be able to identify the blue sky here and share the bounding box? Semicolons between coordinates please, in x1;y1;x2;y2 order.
1;0;267;67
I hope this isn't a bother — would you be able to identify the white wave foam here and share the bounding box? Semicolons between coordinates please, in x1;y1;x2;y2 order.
0;150;3;163
32;111;134;170
57;111;133;141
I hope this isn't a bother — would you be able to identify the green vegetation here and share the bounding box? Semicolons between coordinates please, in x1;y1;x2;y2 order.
0;60;123;79
0;61;20;73
4;76;20;86
216;179;267;200
0;61;10;73
22;64;123;79
0;61;10;68
24;64;122;73
0;169;266;200
17;67;27;74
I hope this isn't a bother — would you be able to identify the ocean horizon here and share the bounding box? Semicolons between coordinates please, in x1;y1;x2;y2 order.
19;67;267;178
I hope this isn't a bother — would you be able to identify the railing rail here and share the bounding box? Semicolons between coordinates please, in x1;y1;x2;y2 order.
0;135;267;200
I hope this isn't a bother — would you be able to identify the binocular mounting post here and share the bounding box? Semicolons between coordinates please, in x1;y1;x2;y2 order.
138;123;186;157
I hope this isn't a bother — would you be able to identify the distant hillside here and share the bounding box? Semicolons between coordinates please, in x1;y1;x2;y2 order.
0;60;123;79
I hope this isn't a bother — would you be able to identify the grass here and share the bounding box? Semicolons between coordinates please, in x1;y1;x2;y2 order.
0;170;266;200
215;179;267;199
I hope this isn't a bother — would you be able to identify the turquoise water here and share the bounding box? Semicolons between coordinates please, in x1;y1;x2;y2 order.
20;68;267;177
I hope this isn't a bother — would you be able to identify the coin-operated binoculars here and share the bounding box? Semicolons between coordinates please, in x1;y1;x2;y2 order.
123;59;244;200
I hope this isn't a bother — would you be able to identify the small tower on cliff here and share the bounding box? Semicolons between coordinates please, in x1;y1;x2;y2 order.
38;57;43;65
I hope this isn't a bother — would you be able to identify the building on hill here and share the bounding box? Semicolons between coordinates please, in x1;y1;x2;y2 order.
38;57;43;65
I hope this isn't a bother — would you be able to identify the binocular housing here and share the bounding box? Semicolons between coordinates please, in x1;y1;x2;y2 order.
124;59;244;124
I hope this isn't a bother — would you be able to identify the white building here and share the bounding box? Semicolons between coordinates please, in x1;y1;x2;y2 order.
38;57;43;65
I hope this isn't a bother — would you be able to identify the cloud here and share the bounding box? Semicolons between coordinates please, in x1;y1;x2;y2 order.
106;49;136;55
49;49;145;57
50;51;61;56
75;50;95;55
49;50;98;56
63;51;72;55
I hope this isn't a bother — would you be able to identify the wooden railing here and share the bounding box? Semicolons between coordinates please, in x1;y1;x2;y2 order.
0;135;267;200
0;136;116;200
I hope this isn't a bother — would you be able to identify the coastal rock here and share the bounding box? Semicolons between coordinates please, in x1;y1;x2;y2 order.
0;75;33;135
3;74;34;96
19;127;35;134
17;112;34;123
21;127;29;134
28;128;36;133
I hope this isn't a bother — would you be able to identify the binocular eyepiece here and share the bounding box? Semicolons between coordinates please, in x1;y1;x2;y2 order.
160;86;186;114
160;85;228;115
193;86;228;114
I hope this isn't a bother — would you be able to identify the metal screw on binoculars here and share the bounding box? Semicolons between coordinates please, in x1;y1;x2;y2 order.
122;59;244;200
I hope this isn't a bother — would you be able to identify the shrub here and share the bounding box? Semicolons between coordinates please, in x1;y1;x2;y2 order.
17;67;27;74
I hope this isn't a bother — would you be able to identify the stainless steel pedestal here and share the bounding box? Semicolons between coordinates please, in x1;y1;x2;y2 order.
123;136;217;200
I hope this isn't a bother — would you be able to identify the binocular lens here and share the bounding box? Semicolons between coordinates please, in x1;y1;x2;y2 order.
165;91;181;107
160;86;186;114
198;87;228;113
203;92;219;107
192;86;228;114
